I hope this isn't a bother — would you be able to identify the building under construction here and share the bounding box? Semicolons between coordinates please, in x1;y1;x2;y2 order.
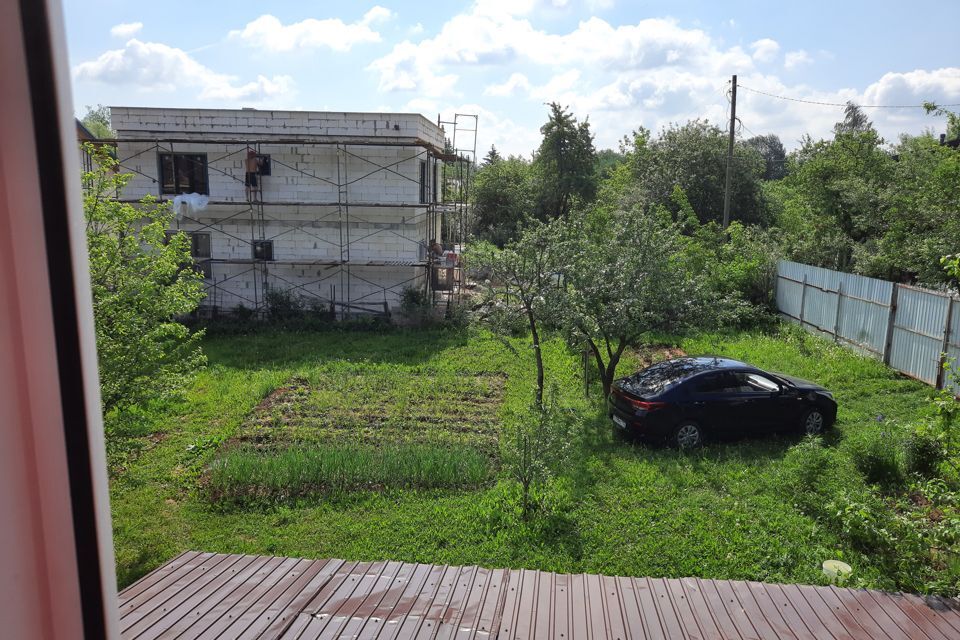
110;106;476;317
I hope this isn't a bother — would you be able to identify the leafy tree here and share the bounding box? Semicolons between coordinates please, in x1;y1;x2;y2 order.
83;144;206;415
858;134;960;283
81;104;114;139
482;145;503;166
595;148;626;180
779;113;893;271
834;102;873;135
745;133;788;180
624;120;771;226
471;156;536;247
555;204;703;397
468;219;563;407
533;103;597;219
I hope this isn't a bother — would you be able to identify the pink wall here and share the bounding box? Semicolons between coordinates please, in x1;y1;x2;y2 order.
0;0;119;637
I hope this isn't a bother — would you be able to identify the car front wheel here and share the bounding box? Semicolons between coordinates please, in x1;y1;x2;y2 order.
673;421;703;449
801;408;826;435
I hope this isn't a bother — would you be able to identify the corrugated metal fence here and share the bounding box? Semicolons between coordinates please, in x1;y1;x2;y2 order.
776;261;960;394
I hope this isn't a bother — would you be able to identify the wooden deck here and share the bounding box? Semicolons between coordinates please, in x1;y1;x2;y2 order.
119;551;960;639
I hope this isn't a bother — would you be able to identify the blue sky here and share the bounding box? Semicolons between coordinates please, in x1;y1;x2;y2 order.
63;0;960;156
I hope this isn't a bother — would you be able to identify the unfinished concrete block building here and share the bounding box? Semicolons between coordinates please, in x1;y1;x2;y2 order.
111;106;476;317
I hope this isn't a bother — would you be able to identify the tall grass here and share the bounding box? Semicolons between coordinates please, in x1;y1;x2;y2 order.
207;444;492;504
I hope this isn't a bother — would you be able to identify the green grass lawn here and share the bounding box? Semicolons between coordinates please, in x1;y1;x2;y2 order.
109;324;939;592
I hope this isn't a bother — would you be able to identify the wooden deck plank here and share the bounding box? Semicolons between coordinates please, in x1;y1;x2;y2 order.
121;553;242;636
118;553;960;640
182;555;293;639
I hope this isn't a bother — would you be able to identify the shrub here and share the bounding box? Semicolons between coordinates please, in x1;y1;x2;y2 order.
903;424;946;477
844;426;905;489
779;437;857;515
399;285;433;326
264;288;304;323
502;387;580;519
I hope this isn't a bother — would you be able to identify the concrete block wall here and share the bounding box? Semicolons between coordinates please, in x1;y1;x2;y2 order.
203;262;425;314
115;141;435;207
173;205;428;264
112;107;446;313
111;107;445;149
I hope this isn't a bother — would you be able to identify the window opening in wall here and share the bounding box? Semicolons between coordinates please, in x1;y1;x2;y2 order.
159;153;209;195
253;239;274;261
190;232;211;259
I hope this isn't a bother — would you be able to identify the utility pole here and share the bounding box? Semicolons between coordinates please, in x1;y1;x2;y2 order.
722;74;737;229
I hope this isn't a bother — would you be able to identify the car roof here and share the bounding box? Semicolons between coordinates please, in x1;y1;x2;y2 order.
664;356;752;372
617;356;758;396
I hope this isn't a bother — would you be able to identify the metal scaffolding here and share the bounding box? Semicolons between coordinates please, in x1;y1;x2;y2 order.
109;115;477;319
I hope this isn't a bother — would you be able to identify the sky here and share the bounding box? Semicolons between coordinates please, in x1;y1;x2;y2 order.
63;0;960;158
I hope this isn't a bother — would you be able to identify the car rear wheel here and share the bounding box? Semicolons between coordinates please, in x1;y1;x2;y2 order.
801;408;826;435
673;421;703;449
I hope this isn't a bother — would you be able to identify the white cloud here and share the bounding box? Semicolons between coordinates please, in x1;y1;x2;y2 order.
587;0;615;11
365;0;960;156
110;22;143;39
369;6;727;97
531;69;581;100
863;67;960;106
368;41;460;97
484;72;531;97
73;38;294;102
229;7;392;52
407;99;540;158
750;38;779;63
784;50;813;69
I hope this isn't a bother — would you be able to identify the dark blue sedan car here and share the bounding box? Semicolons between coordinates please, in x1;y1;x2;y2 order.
608;356;837;448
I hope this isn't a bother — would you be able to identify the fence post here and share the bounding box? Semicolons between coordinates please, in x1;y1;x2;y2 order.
883;283;899;366
936;295;955;389
799;274;807;327
833;281;843;343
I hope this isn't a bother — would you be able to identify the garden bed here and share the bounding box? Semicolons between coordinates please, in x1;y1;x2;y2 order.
204;370;506;502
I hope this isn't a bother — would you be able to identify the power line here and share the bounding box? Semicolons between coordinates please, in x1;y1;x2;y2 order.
738;84;960;109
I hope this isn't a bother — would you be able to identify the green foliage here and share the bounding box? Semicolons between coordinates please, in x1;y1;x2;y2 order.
501;386;579;519
555;201;704;396
903;425;946;477
621;120;771;226
207;444;492;505
944;253;960;292
81;104;114;139
471;156;536;246
84;144;206;416
776;105;960;286
399;285;431;324
533;102;597;219
679;218;780;327
481;145;502;166
779;438;860;514
745;133;788;181
467;220;565;405
264;288;306;323
843;426;905;489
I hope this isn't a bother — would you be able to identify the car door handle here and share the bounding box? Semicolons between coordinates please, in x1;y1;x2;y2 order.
693;401;706;407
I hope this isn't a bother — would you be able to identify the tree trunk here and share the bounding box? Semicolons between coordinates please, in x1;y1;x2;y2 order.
527;307;545;409
595;338;628;399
